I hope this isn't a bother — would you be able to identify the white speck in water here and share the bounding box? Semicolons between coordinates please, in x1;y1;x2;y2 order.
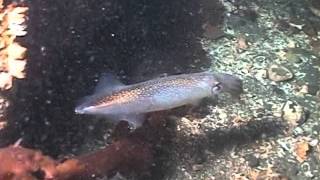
24;116;30;122
88;125;94;131
44;119;51;126
89;56;95;62
40;46;47;56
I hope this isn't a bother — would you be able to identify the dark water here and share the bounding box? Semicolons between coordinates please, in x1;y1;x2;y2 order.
2;0;319;179
3;0;223;179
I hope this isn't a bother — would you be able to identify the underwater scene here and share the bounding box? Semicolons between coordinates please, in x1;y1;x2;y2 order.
0;0;319;179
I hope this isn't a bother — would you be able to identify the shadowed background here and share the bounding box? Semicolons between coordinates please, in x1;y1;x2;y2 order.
5;0;223;156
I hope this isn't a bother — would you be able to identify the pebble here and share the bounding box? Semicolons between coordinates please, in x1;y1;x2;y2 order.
293;127;304;135
255;69;267;79
267;64;293;82
246;155;260;167
236;35;249;51
192;164;204;171
281;101;308;126
309;139;318;147
296;84;309;96
286;50;302;63
299;85;309;94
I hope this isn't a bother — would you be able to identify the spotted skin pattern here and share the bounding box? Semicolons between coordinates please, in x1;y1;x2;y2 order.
75;72;243;127
93;77;202;108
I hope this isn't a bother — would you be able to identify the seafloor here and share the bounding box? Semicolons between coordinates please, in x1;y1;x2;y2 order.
0;0;319;179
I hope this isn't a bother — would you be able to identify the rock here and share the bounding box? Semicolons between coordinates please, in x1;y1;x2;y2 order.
218;110;228;120
267;64;293;82
255;69;267;79
246;155;260;167
294;140;310;162
309;139;318;147
281;101;308;127
300;85;309;93
297;85;309;96
236;35;249;51
285;50;302;63
192;164;204;171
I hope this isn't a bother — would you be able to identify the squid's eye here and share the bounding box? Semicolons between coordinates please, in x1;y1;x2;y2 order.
211;82;222;93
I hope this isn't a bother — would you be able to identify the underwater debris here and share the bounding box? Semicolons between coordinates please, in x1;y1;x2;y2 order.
296;84;309;96
0;115;169;180
294;140;310;163
281;101;308;128
267;64;293;82
0;132;153;180
236;35;249;51
0;1;28;90
248;167;289;180
199;0;319;178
